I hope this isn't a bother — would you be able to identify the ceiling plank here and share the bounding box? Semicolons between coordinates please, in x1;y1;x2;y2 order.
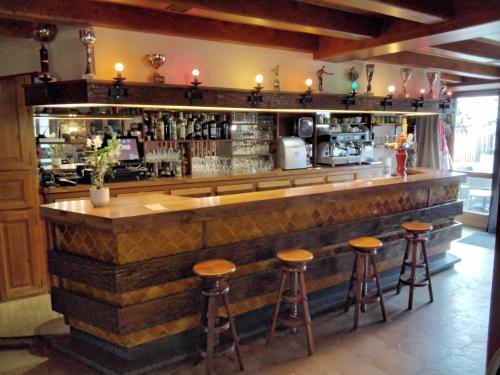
434;39;500;61
95;0;381;39
0;17;35;38
0;0;318;53
448;77;500;92
315;1;500;61
440;73;463;83
299;0;451;24
371;51;500;79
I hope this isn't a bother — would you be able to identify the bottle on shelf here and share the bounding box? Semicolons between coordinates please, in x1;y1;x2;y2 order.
209;114;218;140
202;113;209;140
177;112;186;140
163;113;171;140
194;113;203;140
186;113;194;140
156;112;165;141
221;114;229;140
169;113;177;141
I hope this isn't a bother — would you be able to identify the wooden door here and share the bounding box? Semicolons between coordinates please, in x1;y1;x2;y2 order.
0;73;46;300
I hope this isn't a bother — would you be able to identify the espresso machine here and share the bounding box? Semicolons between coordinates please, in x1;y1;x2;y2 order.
316;129;373;166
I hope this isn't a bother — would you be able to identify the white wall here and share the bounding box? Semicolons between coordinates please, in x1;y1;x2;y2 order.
0;26;439;97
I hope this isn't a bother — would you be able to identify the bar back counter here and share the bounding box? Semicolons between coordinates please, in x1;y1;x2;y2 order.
39;168;464;374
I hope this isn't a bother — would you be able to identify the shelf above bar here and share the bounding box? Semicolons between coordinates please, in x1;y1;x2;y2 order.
24;80;445;115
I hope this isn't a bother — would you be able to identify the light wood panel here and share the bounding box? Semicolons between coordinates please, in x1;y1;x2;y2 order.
0;171;36;210
0;209;45;300
216;183;254;195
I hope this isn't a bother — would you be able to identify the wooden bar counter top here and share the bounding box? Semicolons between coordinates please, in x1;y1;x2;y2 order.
40;168;465;374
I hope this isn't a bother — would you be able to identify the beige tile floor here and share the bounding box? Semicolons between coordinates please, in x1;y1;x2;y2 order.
0;227;494;375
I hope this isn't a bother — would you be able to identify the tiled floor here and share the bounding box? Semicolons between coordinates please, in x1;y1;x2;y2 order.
0;227;494;375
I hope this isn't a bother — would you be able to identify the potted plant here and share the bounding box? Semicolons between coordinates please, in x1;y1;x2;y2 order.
50;143;64;167
85;136;120;207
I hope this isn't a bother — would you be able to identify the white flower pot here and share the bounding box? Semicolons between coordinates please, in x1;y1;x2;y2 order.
52;157;62;167
89;187;110;207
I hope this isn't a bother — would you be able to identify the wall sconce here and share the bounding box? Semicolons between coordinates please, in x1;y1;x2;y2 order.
108;62;128;103
439;90;453;112
186;68;203;105
299;78;313;108
380;85;395;111
412;88;425;112
343;81;358;110
248;74;264;108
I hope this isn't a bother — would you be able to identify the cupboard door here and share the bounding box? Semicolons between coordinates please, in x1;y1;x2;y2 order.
0;75;36;171
0;209;46;300
0;171;36;210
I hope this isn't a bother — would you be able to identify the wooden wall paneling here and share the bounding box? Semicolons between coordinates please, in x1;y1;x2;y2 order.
0;171;36;210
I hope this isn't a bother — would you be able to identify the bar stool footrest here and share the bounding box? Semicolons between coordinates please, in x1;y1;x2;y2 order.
197;339;235;358
202;316;230;334
280;315;306;328
282;290;302;303
403;261;427;269
399;277;429;287
360;293;381;305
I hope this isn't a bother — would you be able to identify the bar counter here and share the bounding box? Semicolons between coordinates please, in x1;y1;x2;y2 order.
41;168;465;373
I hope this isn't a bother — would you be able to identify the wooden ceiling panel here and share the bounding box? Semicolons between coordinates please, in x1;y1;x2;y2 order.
434;40;500;61
371;51;500;79
0;17;35;38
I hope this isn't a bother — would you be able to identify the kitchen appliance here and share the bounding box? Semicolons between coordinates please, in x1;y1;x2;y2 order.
316;130;373;166
277;137;308;170
295;117;313;138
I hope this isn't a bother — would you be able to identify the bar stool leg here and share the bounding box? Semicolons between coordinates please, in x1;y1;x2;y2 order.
344;254;358;312
267;270;288;345
371;255;387;322
222;293;244;371
353;255;364;329
408;239;418;310
396;239;410;295
421;240;434;303
205;295;216;375
298;272;314;356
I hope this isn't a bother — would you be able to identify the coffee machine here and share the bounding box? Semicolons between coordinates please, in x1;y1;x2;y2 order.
316;129;373;166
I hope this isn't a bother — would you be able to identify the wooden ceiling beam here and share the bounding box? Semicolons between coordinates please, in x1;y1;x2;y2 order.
0;17;36;38
0;0;318;53
434;39;500;61
440;73;463;83
448;77;500;92
300;0;451;24
371;51;500;79
95;0;381;39
315;1;500;61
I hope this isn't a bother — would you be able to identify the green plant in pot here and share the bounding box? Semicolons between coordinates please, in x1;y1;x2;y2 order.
85;136;120;207
50;143;64;167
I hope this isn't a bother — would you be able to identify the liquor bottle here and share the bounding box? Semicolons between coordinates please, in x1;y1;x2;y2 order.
169;114;177;141
157;112;165;141
181;146;189;176
177;112;186;140
163;113;170;140
186;113;194;140
194;114;203;140
202;113;210;140
221;114;229;139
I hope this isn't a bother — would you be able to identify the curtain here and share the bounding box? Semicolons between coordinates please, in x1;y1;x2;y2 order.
416;115;452;170
487;97;500;234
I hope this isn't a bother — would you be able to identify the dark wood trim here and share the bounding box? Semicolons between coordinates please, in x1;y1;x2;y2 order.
50;221;462;334
48;200;463;293
24;79;445;114
0;17;36;38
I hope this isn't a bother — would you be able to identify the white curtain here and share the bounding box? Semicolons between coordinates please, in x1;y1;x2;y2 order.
416;115;452;170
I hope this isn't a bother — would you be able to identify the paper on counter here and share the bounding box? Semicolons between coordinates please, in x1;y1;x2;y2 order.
145;203;168;211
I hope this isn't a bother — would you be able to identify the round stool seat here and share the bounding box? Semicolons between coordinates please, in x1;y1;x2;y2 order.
402;221;433;234
277;249;313;263
193;259;236;278
348;237;382;251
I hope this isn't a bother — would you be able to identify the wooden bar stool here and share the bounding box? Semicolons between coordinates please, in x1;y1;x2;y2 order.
344;237;387;330
193;259;244;375
267;249;315;356
396;221;434;310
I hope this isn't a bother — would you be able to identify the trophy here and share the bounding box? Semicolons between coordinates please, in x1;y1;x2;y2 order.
32;24;57;83
79;28;96;80
346;66;359;94
439;80;448;99
400;68;412;98
146;53;166;83
365;64;375;95
426;71;438;99
271;64;280;91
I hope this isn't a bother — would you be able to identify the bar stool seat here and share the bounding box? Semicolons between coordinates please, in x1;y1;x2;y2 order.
345;237;386;329
277;249;314;263
397;221;434;310
268;248;314;355
193;259;236;278
193;259;243;375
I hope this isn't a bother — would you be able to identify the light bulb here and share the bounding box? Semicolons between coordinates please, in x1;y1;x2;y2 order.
305;78;313;88
255;74;263;85
388;85;395;94
114;63;124;73
192;69;200;77
446;90;453;97
420;88;425;95
351;81;358;90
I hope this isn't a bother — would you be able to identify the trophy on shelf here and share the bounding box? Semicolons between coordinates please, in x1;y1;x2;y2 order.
271;64;280;91
79;28;96;80
426;71;438;99
346;66;359;94
365;64;375;95
32;24;57;83
400;68;412;98
439;80;448;99
146;53;166;83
